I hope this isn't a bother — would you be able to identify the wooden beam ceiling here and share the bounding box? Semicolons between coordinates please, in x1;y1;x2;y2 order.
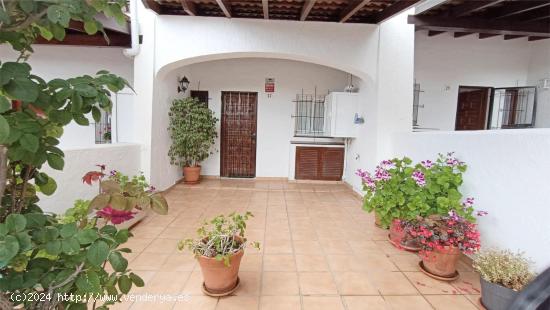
339;0;372;23
518;7;550;23
180;0;197;16
215;0;232;18
487;1;550;19
141;0;161;14
528;36;550;41
408;15;550;37
454;32;473;38
451;0;506;18
478;33;499;39
262;0;269;19
428;30;445;37
503;35;525;40
370;0;422;24
35;31;131;47
300;0;316;21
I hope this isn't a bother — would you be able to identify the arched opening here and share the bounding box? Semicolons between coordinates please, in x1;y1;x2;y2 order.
150;56;374;189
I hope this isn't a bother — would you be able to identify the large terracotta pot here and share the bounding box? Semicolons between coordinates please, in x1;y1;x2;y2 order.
183;166;201;184
388;220;421;252
389;220;406;243
422;246;461;277
197;249;244;296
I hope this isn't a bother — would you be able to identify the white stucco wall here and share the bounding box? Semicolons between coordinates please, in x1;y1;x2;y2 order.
390;129;550;272
39;143;141;214
414;33;532;130
527;40;550;128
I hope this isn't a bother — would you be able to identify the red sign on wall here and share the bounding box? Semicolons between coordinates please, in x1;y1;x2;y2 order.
265;78;275;93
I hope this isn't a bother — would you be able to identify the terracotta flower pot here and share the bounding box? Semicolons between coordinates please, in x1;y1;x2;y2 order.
422;246;461;278
197;249;244;296
183;166;201;184
389;220;405;243
388;220;421;252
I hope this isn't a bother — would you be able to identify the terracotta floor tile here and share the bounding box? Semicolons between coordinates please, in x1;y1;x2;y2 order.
302;296;345;310
263;254;296;271
216;296;258;310
259;296;301;310
343;296;387;310
298;272;338;295
173;296;218;310
241;253;263;272
405;272;459;295
383;296;433;310
295;254;329;271
464;294;483;309
124;238;154;253
367;272;419;295
159;253;197;272
234;271;261;296
130;253;170;271
264;239;293;254
292;240;321;254
389;254;422;272
333;272;379;295
261;272;299;295
142;238;179;254
425;295;479;310
320;239;353;254
182;270;207;295
145;271;190;294
451;272;482;294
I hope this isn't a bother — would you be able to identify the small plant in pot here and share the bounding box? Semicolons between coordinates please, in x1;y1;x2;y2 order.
409;212;481;281
178;212;260;296
168;97;218;184
473;249;535;310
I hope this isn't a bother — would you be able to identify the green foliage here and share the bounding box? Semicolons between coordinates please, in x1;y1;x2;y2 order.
362;154;474;228
168;97;218;167
60;199;91;226
178;212;260;267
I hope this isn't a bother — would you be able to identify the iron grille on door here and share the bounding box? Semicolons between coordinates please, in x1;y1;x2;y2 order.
489;87;537;129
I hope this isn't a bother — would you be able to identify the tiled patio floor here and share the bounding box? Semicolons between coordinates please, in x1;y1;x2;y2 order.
116;179;483;310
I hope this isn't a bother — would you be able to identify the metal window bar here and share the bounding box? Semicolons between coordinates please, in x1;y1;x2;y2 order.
489;86;537;129
292;89;327;137
95;110;112;144
413;82;425;127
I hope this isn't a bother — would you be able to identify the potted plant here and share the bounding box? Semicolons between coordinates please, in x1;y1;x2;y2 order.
178;212;260;296
83;165;169;229
409;212;481;280
168;97;218;184
473;249;535;310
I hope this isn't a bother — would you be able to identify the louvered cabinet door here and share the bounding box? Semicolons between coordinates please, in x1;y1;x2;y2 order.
295;147;344;181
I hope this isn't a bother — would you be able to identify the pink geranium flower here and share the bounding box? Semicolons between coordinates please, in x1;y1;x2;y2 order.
96;206;137;225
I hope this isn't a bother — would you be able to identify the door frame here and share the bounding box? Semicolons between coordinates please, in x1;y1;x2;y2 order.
455;85;493;130
220;91;258;178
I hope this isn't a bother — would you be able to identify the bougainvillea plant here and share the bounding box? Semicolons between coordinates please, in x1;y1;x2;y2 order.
357;153;476;228
408;213;482;257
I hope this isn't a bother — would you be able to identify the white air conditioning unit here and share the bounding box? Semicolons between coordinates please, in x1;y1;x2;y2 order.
324;92;359;138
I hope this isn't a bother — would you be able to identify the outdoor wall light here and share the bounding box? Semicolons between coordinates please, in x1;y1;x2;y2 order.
178;76;190;93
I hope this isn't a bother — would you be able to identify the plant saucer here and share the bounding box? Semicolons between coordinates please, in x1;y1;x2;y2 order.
419;261;460;282
201;277;240;297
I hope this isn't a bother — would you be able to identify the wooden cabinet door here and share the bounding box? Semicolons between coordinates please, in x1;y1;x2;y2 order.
221;91;257;178
295;147;344;181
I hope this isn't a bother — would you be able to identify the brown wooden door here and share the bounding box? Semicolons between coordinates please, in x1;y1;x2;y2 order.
295;147;344;181
455;87;490;130
221;91;257;178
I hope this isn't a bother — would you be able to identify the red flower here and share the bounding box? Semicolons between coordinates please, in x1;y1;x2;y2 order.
82;171;104;185
96;206;137;225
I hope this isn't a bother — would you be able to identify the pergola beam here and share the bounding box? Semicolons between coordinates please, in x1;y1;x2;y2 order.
478;33;499;39
428;30;445;36
503;35;525;40
371;0;422;24
141;0;162;14
216;0;232;18
262;0;269;19
36;32;131;47
339;0;371;23
408;15;550;37
300;0;316;21
518;6;550;23
180;0;197;16
488;1;550;19
454;32;473;38
528;36;550;41
451;0;506;18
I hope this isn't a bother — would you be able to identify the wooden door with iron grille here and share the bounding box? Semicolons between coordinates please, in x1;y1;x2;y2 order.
455;87;490;130
221;91;257;178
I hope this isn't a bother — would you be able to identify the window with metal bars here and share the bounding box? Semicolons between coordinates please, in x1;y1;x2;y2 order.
292;93;327;137
95;110;112;144
489;87;537;129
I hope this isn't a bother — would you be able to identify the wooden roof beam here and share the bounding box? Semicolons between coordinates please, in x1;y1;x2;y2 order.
478;33;499;39
262;0;269;19
371;0;422;24
216;0;232;18
488;1;550;20
300;0;316;21
503;35;525;40
36;31;131;47
454;32;473;38
528;36;550;41
451;0;506;18
141;0;162;14
340;0;372;23
408;15;550;36
428;30;445;36
180;0;197;16
518;7;550;23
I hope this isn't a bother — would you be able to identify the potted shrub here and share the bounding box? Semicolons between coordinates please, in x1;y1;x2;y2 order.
409;212;481;280
168;97;218;184
357;153;475;250
178;212;260;296
473;249;535;310
83;165;169;229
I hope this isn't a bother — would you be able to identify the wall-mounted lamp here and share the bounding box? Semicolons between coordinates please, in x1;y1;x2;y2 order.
178;76;190;93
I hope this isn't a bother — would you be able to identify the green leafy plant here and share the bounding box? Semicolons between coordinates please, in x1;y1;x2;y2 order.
178;212;260;266
0;1;154;308
168;97;218;167
473;249;535;291
358;153;475;228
